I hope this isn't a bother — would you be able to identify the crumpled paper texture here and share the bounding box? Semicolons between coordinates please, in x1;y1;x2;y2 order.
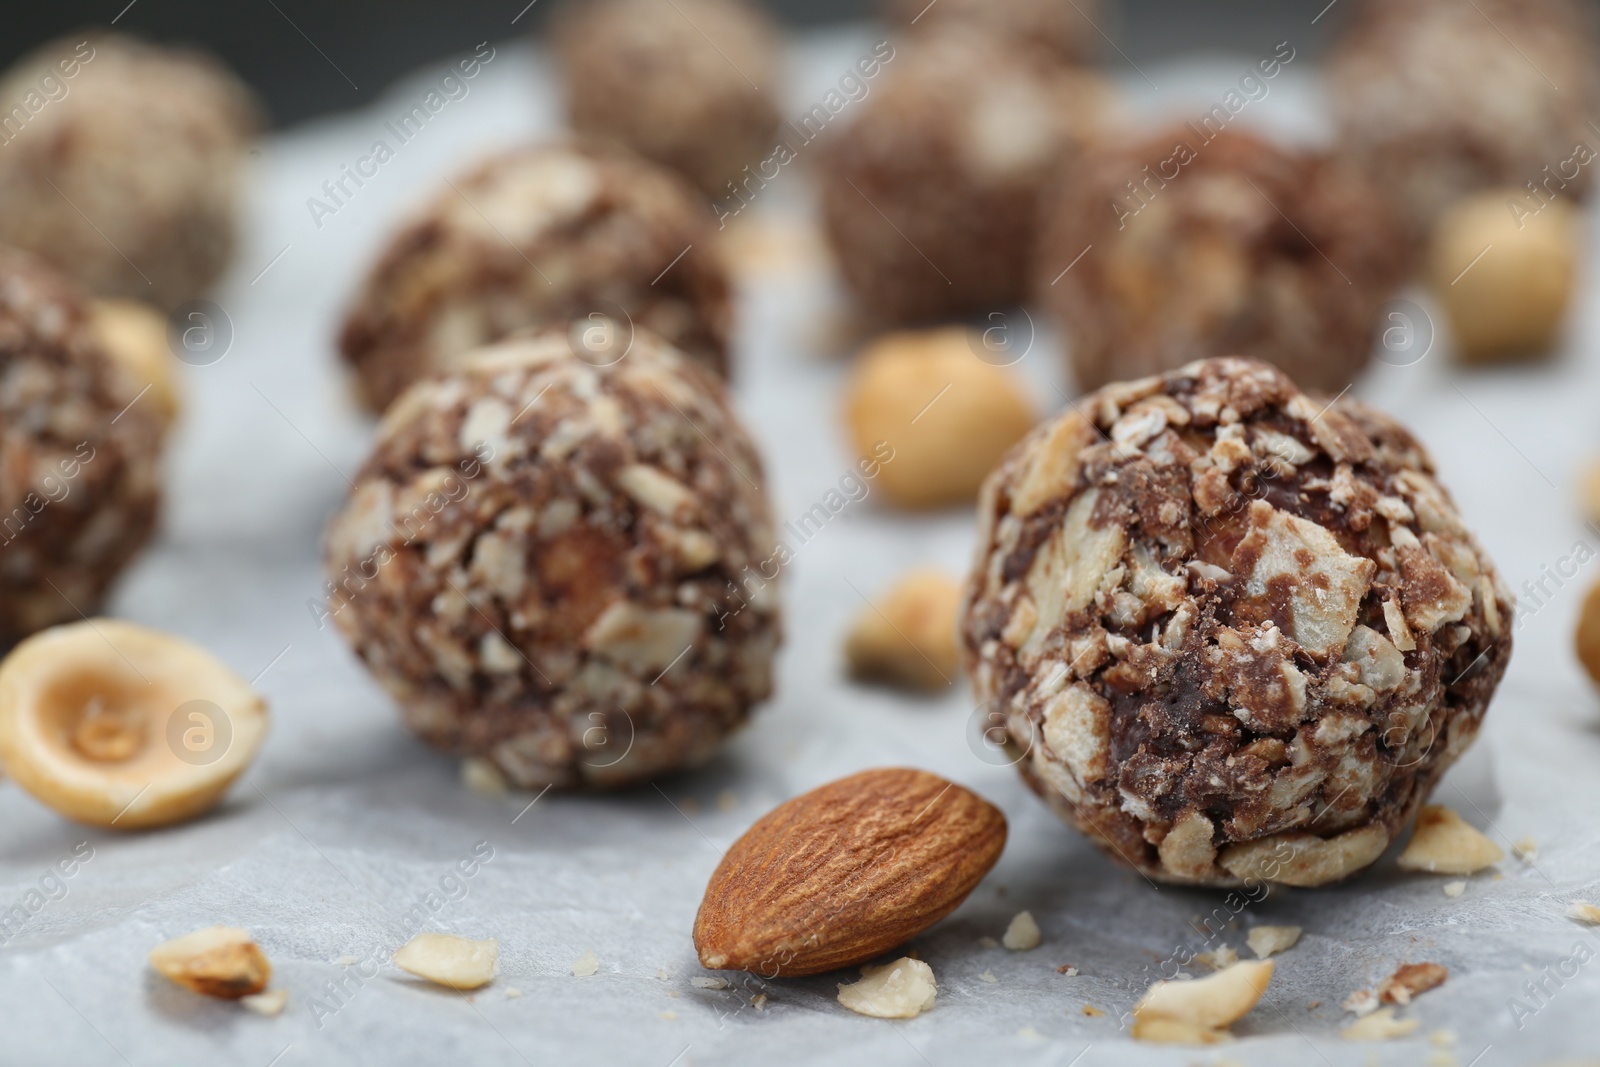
1;27;1597;1066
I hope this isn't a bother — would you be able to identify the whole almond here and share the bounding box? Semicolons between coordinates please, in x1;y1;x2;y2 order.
693;767;1006;976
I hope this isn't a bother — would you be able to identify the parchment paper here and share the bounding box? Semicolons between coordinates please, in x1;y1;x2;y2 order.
2;24;1598;1067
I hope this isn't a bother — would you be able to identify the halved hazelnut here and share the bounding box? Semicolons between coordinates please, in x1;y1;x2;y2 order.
149;926;271;998
1131;960;1274;1044
393;933;499;990
88;298;181;429
1396;804;1504;875
0;620;269;829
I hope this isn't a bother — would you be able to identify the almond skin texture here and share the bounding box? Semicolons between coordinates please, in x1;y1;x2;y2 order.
693;767;1006;977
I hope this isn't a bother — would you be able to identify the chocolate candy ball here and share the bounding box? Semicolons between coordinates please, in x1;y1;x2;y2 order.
0;34;258;308
0;248;166;644
1328;0;1599;238
323;326;780;789
555;0;784;197
339;142;732;413
1037;127;1411;394
818;31;1116;324
961;358;1511;886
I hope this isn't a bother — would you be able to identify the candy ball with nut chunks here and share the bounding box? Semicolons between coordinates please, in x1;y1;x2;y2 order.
1036;127;1411;394
882;0;1109;66
0;248;168;646
0;33;259;308
554;0;784;199
817;30;1117;324
339;142;732;413
961;358;1512;886
322;325;780;790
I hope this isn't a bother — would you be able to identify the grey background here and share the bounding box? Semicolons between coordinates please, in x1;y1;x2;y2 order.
8;0;1344;126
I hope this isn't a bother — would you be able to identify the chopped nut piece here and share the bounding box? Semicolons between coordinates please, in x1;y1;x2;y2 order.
1512;836;1538;862
1430;1029;1456;1047
1194;944;1238;970
690;976;727;990
1343;989;1379;1016
1568;902;1600;924
571;949;599;978
149;926;271;999
1396;805;1504;875
836;958;938;1019
0;620;270;829
1002;911;1041;951
505;987;524;998
1342;1006;1419;1041
1131;960;1274;1044
1057;964;1079;976
1017;1026;1042;1039
393;933;499;990
1246;926;1301;959
1081;1004;1105;1017
844;329;1035;510
659;1010;678;1021
751;992;768;1010
240;988;288;1016
1378;962;1447;1005
845;569;963;691
977;936;999;949
979;969;998;984
1443;881;1467;898
461;758;508;796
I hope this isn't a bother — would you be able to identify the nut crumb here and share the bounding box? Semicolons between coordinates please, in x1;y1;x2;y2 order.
1002;910;1041;951
752;993;767;1011
1378;962;1447;1005
837;957;937;1019
1017;1026;1042;1039
1430;1029;1457;1047
1443;881;1467;898
335;955;358;966
505;987;523;999
1306;1000;1322;1010
1568;901;1600;924
461;757;508;796
660;1010;678;1021
240;988;288;1016
1246;926;1302;959
571;949;599;978
1512;836;1538;862
1194;944;1238;970
977;936;999;949
1396;805;1504;875
844;569;964;691
655;968;669;980
1342;1006;1419;1041
979;969;998;984
691;976;728;990
1081;1004;1105;1017
1426;1052;1458;1067
394;933;499;990
1056;964;1079;976
149;926;271;999
1342;989;1379;1016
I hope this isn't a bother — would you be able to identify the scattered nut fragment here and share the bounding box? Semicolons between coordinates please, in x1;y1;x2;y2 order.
751;993;768;1011
1341;1006;1419;1041
0;620;270;829
1443;881;1467;898
1342;988;1379;1017
1131;960;1274;1044
690;976;728;990
976;935;999;949
1429;191;1579;364
836;958;938;1019
1567;902;1600;924
460;758;508;796
1081;1004;1105;1017
149;926;271;999
979;969;998;984
392;933;499;990
240;988;288;1016
1002;910;1041;951
1246;926;1301;959
845;569;963;691
1056;964;1078;976
88;298;181;428
1195;944;1238;970
571;949;599;978
693;768;1006;976
1397;805;1504;875
505;987;524;999
1378;962;1448;1005
844;329;1035;510
1512;837;1538;862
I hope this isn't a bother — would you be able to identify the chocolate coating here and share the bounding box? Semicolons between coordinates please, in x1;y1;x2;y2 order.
324;326;780;789
818;31;1115;324
961;358;1511;885
1036;127;1412;394
339;143;732;413
0;249;165;645
555;0;784;197
0;34;258;308
1329;0;1599;238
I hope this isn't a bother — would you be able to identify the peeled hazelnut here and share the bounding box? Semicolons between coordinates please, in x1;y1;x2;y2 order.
844;329;1034;510
0;619;269;829
836;957;938;1019
1429;191;1580;364
1575;578;1600;687
149;926;271;999
844;569;963;691
1396;804;1504;875
1131;960;1274;1044
392;933;499;990
88;298;181;428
